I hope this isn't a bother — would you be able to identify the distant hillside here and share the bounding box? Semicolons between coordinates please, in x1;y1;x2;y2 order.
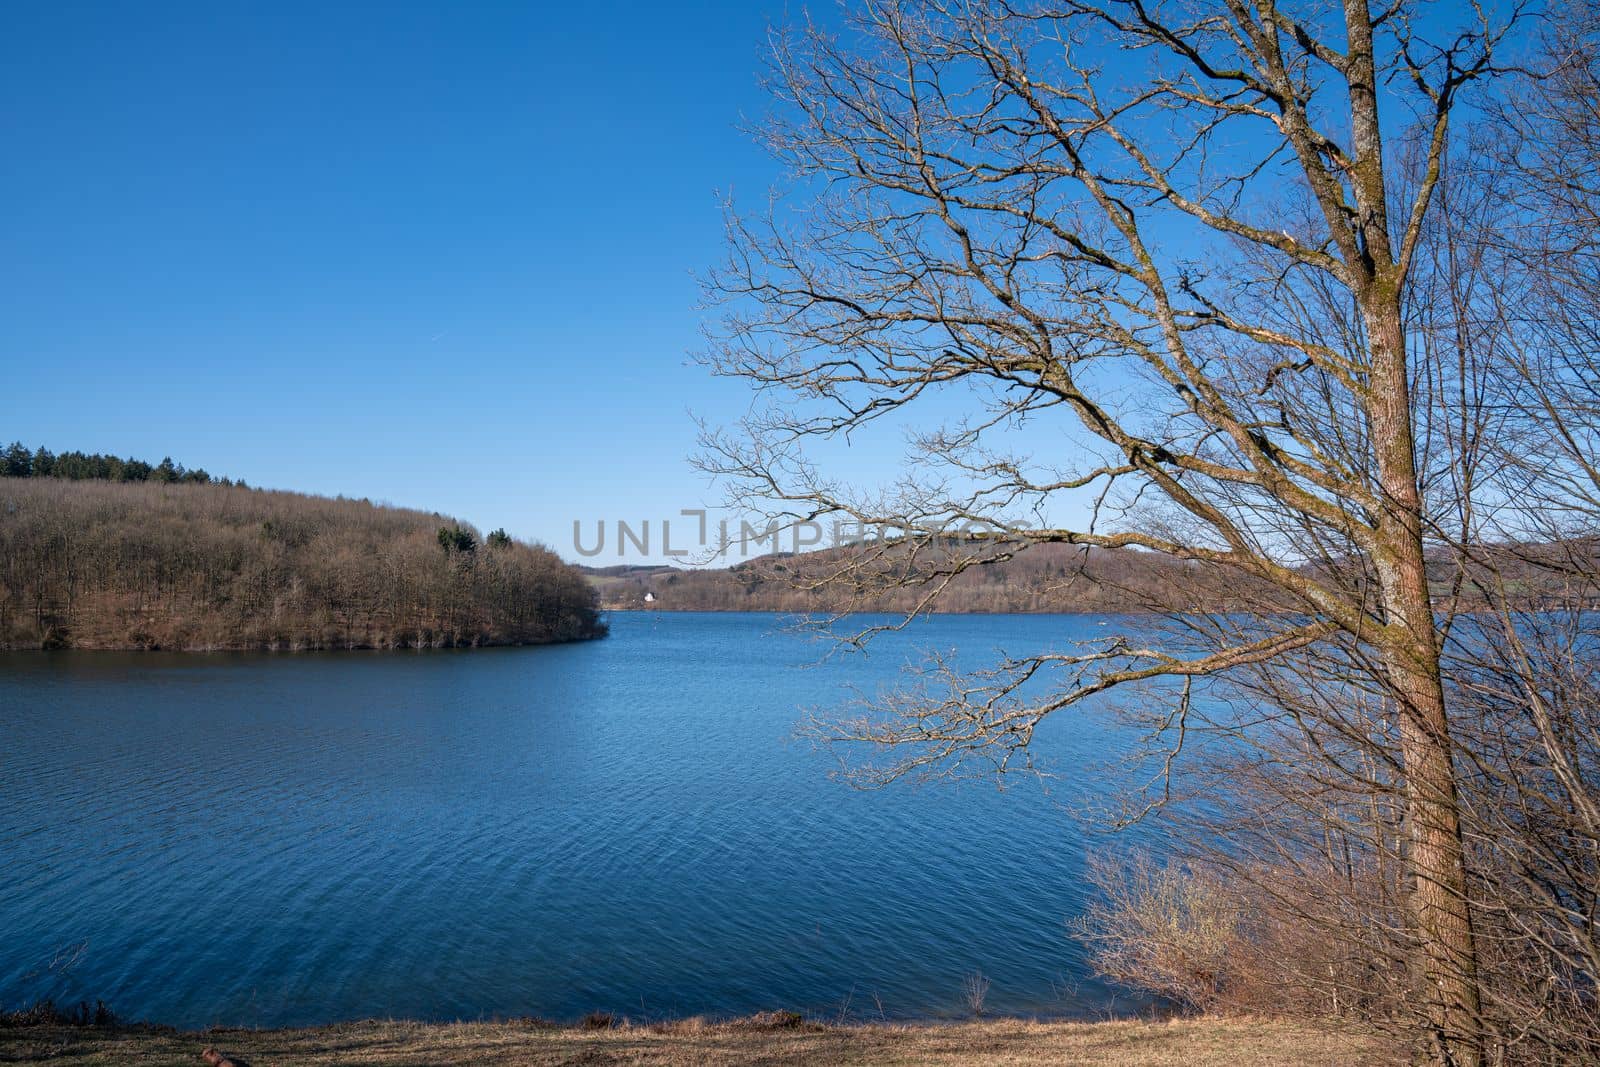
0;479;605;651
582;541;1276;614
583;537;1600;615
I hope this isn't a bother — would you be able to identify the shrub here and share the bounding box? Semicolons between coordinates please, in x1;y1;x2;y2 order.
1075;851;1242;1013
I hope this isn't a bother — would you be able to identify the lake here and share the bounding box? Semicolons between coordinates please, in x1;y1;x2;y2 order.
0;611;1162;1028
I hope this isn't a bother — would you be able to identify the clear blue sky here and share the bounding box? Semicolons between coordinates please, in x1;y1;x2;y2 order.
0;4;1523;567
1;1;847;561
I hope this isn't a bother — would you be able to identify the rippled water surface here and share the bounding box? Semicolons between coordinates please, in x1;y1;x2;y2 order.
1;612;1156;1027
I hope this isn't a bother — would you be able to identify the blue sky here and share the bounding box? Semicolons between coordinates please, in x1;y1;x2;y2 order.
4;4;1500;565
2;1;846;560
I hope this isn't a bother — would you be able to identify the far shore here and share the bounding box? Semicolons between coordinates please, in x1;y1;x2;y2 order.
0;1013;1394;1066
0;633;605;654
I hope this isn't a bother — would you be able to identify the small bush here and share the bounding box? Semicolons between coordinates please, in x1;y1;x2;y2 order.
963;971;991;1017
1075;851;1242;1013
736;1010;806;1030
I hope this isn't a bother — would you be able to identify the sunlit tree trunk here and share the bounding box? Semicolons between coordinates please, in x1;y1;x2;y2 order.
1367;291;1482;1063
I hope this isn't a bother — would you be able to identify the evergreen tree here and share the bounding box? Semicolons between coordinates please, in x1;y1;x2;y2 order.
437;525;477;554
2;442;32;477
0;442;228;485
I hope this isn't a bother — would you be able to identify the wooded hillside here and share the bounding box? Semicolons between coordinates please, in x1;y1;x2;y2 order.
584;541;1280;614
586;540;1597;615
0;479;605;650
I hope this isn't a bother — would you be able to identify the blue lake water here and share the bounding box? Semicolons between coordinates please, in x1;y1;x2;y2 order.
0;611;1160;1028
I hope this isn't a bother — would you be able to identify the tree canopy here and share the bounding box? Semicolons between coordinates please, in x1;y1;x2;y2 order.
1;440;224;486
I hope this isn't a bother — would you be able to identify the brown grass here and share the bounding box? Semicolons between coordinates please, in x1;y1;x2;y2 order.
0;1014;1397;1065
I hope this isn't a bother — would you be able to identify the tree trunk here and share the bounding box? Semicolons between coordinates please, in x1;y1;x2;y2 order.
1367;298;1483;1066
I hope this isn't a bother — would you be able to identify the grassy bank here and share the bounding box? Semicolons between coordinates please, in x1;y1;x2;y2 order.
0;1014;1393;1065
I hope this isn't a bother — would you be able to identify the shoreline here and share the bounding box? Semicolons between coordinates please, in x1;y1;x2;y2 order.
0;631;609;654
0;1012;1393;1065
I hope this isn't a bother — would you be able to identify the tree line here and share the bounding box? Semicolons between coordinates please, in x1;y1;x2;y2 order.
1;440;233;486
0;478;605;650
589;541;1582;615
588;542;1284;614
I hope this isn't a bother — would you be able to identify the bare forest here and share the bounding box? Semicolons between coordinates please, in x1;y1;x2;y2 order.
587;542;1254;613
0;478;605;651
588;539;1592;615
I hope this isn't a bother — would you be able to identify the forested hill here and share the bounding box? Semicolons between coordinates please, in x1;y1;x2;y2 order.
0;478;605;651
583;539;1595;615
583;542;1278;614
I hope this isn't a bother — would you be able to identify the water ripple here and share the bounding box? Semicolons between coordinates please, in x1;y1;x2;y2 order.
0;613;1158;1026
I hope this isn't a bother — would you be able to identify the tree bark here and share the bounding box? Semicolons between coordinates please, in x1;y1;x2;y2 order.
1366;297;1483;1066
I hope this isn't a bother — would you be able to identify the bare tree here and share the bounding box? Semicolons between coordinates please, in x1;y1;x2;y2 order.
1437;4;1600;1057
702;2;1532;1061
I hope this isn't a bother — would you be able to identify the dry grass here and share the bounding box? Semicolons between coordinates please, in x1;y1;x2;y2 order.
0;1014;1397;1065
